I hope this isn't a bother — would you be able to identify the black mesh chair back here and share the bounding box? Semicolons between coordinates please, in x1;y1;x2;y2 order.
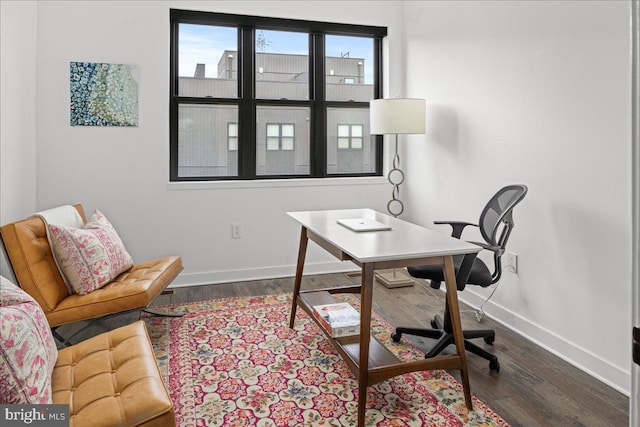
479;184;528;284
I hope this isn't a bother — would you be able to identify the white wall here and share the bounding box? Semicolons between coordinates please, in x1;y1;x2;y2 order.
402;0;632;394
33;1;401;286
0;1;38;280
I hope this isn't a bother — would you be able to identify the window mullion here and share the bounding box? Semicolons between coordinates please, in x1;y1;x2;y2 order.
373;37;384;173
239;27;256;179
311;33;326;177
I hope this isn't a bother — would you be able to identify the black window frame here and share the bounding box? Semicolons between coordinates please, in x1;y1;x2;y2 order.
170;9;387;181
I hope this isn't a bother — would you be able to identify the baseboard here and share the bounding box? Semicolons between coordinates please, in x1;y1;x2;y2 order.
169;261;359;288
460;288;631;396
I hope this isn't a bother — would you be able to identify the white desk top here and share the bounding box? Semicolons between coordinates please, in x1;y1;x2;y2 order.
287;208;481;263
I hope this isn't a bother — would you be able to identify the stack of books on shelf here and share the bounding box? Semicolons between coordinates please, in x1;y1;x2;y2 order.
312;302;360;338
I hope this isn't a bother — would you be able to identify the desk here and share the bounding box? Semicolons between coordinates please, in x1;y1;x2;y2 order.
287;209;481;427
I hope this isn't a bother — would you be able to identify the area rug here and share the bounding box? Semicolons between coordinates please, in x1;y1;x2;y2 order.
143;293;510;427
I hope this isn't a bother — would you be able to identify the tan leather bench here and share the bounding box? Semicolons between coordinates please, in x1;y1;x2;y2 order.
52;320;175;427
0;204;183;338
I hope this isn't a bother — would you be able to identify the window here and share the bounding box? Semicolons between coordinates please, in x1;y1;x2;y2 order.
337;124;363;150
170;9;386;181
266;124;295;151
228;123;238;151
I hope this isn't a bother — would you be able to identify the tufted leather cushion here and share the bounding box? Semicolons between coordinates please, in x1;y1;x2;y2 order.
52;321;175;427
46;256;182;326
0;205;183;327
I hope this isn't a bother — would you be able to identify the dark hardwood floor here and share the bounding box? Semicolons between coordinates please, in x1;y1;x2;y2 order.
61;272;629;427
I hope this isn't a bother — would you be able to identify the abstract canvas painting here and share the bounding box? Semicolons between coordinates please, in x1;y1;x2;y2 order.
70;61;139;126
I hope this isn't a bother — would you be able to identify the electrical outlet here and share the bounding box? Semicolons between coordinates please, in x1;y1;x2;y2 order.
506;252;518;273
231;223;242;239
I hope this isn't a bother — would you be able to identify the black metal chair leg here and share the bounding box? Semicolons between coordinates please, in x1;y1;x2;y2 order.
424;333;454;358
142;307;184;317
464;339;500;372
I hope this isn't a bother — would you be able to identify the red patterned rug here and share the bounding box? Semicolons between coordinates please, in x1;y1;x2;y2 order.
143;293;510;426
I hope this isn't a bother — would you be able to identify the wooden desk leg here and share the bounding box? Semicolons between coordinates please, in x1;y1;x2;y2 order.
357;263;374;426
443;255;473;410
289;226;308;329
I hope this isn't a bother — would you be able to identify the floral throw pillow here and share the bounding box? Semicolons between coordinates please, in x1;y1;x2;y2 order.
0;275;58;404
49;210;134;295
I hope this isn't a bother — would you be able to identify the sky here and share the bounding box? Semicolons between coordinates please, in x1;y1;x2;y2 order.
179;23;374;82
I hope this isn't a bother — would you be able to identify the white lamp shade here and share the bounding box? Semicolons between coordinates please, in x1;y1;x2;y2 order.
369;98;426;135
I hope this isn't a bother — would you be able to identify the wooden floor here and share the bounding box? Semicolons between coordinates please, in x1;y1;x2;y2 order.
63;273;629;427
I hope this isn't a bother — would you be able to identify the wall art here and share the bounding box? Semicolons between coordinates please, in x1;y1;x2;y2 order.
70;61;139;126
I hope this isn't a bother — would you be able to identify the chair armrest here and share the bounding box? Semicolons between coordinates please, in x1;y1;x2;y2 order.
469;240;504;256
434;221;478;239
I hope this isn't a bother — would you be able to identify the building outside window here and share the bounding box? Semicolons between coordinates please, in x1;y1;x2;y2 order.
170;10;386;181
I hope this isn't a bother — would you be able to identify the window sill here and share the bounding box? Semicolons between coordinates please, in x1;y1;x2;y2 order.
167;176;387;191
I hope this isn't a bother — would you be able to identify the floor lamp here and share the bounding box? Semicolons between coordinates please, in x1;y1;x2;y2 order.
370;98;426;288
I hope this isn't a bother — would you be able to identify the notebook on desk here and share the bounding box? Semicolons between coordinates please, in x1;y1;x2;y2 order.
336;218;392;232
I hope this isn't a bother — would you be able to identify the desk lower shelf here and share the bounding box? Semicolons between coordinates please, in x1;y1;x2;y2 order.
296;290;463;386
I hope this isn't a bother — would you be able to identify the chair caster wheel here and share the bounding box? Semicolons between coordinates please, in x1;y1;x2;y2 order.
489;359;500;372
391;332;402;343
484;335;495;345
430;319;438;328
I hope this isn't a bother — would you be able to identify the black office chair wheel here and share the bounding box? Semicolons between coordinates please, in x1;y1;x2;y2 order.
489;359;500;372
430;319;439;329
483;335;495;345
391;331;402;343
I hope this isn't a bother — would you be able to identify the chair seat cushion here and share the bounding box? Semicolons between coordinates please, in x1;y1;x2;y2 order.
407;255;493;288
0;276;58;404
52;320;175;427
47;256;182;326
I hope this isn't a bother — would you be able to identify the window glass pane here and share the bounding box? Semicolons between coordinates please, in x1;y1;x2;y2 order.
228;123;238;137
267;124;280;137
327;108;374;174
282;138;294;151
178;104;238;177
337;125;350;137
281;124;295;137
257;106;310;176
178;24;237;98
352;125;363;137
228;138;238;151
255;30;309;100
266;138;280;150
325;35;374;102
337;138;350;149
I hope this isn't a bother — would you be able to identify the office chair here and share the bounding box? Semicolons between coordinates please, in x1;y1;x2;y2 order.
391;184;528;372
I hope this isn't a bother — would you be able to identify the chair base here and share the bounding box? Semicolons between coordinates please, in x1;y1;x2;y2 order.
52;307;184;348
391;314;500;372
